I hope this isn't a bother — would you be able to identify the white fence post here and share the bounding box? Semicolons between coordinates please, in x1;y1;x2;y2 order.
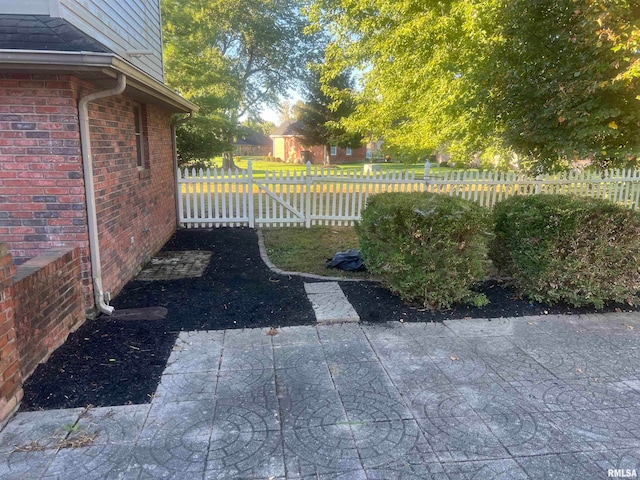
305;161;312;228
535;174;542;194
177;168;184;225
247;160;255;228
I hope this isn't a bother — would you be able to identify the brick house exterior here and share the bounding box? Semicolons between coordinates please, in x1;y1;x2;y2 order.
270;120;367;165
0;13;198;317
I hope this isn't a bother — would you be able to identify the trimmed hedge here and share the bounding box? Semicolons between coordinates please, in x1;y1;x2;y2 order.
490;194;640;308
357;192;490;309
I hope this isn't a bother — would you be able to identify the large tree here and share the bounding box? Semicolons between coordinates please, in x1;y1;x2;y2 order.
309;0;640;171
295;70;363;164
307;0;501;165
163;0;321;168
491;0;640;171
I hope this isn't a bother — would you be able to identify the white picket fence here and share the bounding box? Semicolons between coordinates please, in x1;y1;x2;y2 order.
177;162;640;228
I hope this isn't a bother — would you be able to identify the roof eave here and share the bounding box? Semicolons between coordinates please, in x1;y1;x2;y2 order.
0;50;198;113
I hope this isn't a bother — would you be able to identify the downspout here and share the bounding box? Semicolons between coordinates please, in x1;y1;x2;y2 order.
171;113;193;228
78;73;127;316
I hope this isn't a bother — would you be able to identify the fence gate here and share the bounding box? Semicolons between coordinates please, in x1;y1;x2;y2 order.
252;169;309;227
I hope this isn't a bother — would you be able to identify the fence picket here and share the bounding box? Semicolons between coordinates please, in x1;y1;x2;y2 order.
178;163;640;227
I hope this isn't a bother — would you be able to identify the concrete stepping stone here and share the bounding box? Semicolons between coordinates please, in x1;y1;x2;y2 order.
304;282;360;324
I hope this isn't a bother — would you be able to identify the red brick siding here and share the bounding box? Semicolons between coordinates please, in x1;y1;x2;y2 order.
90;99;176;300
12;247;84;380
272;137;366;164
303;145;326;164
0;243;22;423
0;72;178;312
0;73;92;308
329;145;367;164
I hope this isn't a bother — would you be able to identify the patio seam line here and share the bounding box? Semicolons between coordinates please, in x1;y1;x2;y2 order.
457;332;561;388
200;329;227;477
255;227;377;282
40;439;60;480
271;330;289;479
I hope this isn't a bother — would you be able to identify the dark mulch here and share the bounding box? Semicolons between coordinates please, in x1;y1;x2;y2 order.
340;280;640;323
21;227;639;411
113;227;315;331
21;319;177;411
20;228;314;411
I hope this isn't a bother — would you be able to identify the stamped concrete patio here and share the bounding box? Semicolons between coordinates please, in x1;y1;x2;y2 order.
1;312;639;479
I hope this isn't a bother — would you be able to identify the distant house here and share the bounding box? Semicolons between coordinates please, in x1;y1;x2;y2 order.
233;131;271;157
0;1;198;317
270;120;367;164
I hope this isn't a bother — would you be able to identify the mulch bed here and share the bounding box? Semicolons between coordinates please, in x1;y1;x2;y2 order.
20;227;639;411
340;280;639;323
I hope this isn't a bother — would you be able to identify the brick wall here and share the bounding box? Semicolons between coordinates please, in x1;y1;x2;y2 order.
89;99;177;300
329;145;367;164
272;137;367;164
0;72;178;312
0;73;92;308
0;243;21;423
12;247;85;380
0;244;85;423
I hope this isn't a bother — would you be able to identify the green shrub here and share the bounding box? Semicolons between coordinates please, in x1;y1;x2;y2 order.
490;194;640;308
357;192;490;309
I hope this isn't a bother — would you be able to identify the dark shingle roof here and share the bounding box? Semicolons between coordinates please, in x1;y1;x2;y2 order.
270;120;304;137
234;131;271;146
0;15;111;52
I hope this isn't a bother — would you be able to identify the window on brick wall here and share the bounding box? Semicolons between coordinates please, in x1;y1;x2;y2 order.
330;146;337;156
133;103;147;170
346;147;352;156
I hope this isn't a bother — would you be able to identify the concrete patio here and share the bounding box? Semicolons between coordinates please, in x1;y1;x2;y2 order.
1;313;639;479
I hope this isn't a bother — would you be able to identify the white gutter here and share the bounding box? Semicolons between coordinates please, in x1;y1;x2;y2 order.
78;73;127;316
171;113;193;228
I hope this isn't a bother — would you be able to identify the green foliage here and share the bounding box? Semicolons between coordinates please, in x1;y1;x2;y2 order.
491;0;640;171
175;115;230;167
308;0;503;165
478;144;518;172
357;192;490;310
308;0;640;172
162;0;321;167
296;70;364;155
240;117;275;137
490;194;640;308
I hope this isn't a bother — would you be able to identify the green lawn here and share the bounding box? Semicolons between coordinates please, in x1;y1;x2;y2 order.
199;156;461;180
261;226;371;279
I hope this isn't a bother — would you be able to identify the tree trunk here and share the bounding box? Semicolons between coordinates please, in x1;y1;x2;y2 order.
222;114;239;170
323;145;331;166
222;150;237;170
